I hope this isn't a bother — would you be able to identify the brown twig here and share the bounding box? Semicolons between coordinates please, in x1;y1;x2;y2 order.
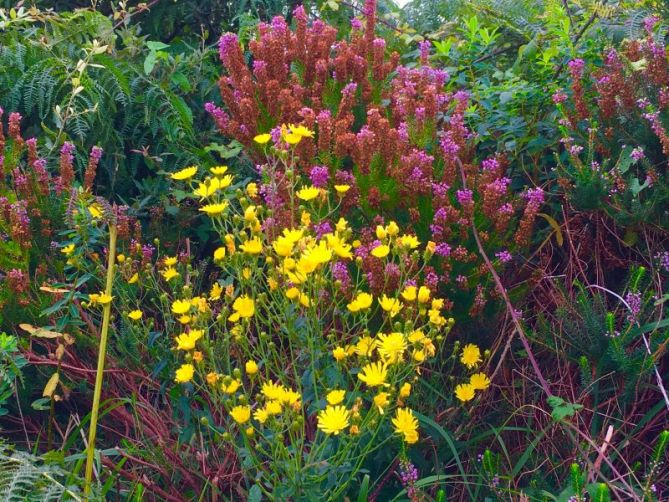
456;157;552;397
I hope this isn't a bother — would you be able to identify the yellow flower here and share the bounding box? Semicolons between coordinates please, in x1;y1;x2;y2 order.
127;310;143;321
240;237;263;254
399;234;420;249
230;405;251;424
379;295;402;317
325;234;352;259
171;299;191;315
253;408;269;424
408;330;426;344
61;243;75;256
97;293;113;305
88;204;103;219
222;379;241;394
262;381;284;400
193;351;203;363
376;225;387;240
253;133;272;144
116;254;126;263
326;389;346;405
377;332;407;364
178;314;191;324
302;241;332;266
347;292;373;313
332;346;347;361
206;372;219;385
161;267;180;281
245;360;259;375
265;400;282;415
298;186;322;202
209;283;223;301
229;295;255;322
175;330;204;351
282;228;303;243
470;372;491;390
399;382;412;398
370;244;390;258
358;361;388;387
412;348;426;362
355;336;377;357
334;184;350;194
455;383;476;402
210;165;228;176
128;272;139;284
175;363;195;383
417;286;431;303
392;407;419;444
317;405;350;435
272;236;294;257
401;286;417;302
301;210;311;227
164;256;178;267
283;132;302;145
170;166;198;180
373;392;390;414
386;221;399;236
460;344;482;369
246;182;258;197
199;201;229;216
211;247;226;262
289;124;315;138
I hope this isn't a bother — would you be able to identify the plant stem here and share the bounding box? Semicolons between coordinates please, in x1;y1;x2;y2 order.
84;224;118;497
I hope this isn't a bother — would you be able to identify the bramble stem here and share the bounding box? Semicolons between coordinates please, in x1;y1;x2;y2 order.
84;224;117;497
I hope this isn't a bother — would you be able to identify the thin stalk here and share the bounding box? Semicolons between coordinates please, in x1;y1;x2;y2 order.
84;224;118;497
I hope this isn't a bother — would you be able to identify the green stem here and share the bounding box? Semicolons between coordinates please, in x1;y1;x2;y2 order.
84;224;117;497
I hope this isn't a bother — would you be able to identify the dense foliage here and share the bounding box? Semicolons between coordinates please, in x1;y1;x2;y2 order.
0;0;668;501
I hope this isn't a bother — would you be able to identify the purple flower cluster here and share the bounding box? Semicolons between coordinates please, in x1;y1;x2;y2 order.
309;166;330;188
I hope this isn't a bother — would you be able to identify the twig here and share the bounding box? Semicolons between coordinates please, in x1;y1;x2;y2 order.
456;157;552;397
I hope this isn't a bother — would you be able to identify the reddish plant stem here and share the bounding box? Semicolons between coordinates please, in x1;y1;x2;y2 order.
456;157;552;397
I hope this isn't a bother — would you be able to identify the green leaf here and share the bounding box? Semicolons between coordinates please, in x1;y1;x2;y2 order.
146;41;170;51
248;484;262;502
547;396;583;421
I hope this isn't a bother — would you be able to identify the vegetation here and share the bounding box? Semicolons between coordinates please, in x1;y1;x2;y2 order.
0;0;667;500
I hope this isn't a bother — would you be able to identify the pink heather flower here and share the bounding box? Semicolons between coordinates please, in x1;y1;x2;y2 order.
552;90;568;104
309;166;329;188
218;33;239;65
351;18;363;30
567;58;585;78
456;189;473;206
631;147;645;162
495;250;513;263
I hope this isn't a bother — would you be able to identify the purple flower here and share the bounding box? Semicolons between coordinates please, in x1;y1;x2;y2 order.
309;166;330;188
631;147;645;162
495;250;512;263
625;291;642;323
218;33;239;65
435;243;451;257
456;189;473;206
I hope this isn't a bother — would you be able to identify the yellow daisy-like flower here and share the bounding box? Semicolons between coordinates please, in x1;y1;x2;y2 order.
239;237;263;254
221;379;241;394
332;346;347;361
326;389;346;405
399;234;420;249
97;293;113;305
355;336;377;357
401;286;417;302
283;132;302;145
373;392;390;414
399;382;412;398
209;283;223;301
127;310;143;321
128;272;139;284
199;201;229;216
460;344;482;369
297;186;320;201
289;124;315;138
164;256;178;267
246;182;258;197
392;407;419;444
370;244;390;258
317;405;350;435
230;405;251;424
161;267;180;281
417;286;431;303
210;165;228;176
334;184;350;194
88;204;103;219
175;330;204;351
455;383;476;402
170;166;198;180
229;295;255;322
171;299;191;315
377;332;407;364
265;400;283;415
61;243;75;256
253;133;272;144
358;361;388;387
347;292;373;313
245;360;259;375
386;221;400;236
470;372;491;390
175;363;195;383
253;408;269;424
378;295;402;317
262;381;285;401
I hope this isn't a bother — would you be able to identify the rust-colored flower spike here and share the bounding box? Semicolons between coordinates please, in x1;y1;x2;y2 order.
0;108;6;156
58;142;76;196
8;111;24;149
84;146;103;191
